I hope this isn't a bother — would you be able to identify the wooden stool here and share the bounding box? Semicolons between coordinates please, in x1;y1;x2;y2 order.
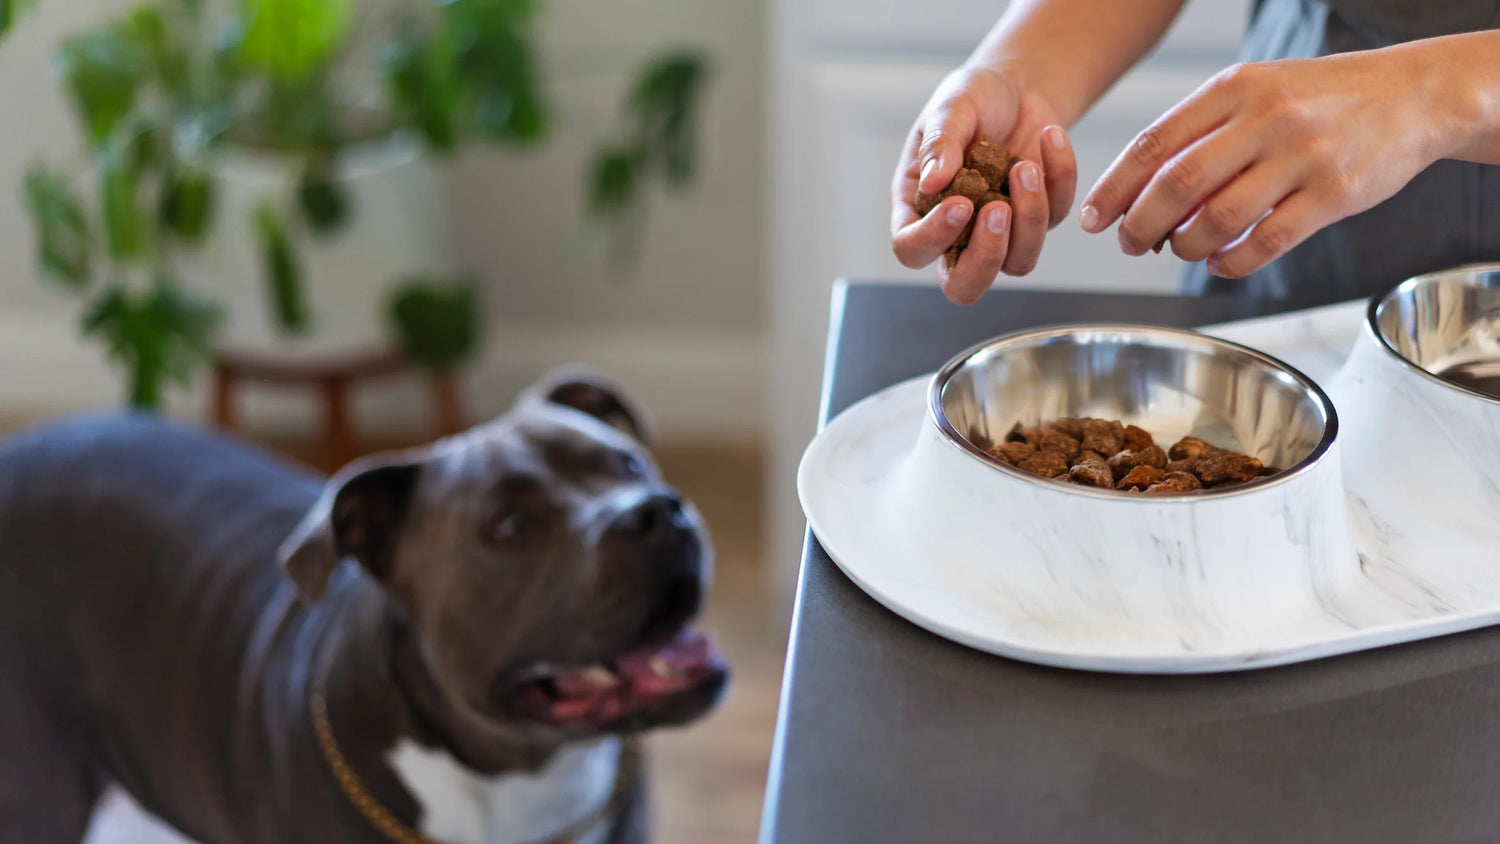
210;345;464;472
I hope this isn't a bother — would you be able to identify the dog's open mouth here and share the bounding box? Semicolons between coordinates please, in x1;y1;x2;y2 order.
504;628;727;729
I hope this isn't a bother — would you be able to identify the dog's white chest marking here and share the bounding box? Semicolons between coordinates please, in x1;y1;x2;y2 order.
387;736;621;844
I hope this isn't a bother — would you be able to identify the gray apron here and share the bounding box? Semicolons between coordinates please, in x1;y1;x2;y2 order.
1182;0;1500;303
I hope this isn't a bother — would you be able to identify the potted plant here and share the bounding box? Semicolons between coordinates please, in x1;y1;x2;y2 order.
9;0;705;408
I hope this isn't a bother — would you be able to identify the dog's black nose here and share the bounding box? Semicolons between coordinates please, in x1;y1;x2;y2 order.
614;492;691;542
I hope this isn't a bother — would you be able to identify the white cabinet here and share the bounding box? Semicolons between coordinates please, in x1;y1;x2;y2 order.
766;0;1254;598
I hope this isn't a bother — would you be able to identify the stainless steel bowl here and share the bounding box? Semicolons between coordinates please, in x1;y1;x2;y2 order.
929;324;1337;497
1372;263;1500;403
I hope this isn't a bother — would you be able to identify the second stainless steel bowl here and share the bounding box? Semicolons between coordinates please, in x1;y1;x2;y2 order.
1372;263;1500;401
930;324;1337;496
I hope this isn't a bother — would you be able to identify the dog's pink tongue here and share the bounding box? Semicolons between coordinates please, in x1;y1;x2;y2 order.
615;630;720;696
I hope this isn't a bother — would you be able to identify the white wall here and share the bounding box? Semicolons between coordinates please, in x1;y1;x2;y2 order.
445;0;767;439
0;0;769;443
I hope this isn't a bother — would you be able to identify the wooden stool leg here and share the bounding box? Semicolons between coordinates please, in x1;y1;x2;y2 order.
212;365;237;431
432;372;465;436
323;376;353;471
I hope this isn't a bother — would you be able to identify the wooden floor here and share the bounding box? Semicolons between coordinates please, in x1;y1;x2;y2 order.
649;446;783;844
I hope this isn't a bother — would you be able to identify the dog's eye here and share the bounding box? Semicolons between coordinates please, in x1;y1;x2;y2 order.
614;452;647;479
485;508;537;546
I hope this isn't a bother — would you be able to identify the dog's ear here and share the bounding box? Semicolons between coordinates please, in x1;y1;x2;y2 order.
277;456;422;603
524;365;651;443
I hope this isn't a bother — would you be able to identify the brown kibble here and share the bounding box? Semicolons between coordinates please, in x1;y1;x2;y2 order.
988;441;1036;465
1017;450;1070;479
914;140;1017;266
1168;436;1220;461
1106;444;1168;481
1122;425;1155;452
965;141;1017;191
949;168;990;203
1053;418;1086;439
1196;452;1264;486
1081;418;1125;455
1036;427;1081;462
1006;423;1038;445
1020;417;1268;493
1166;458;1198;475
914;167;988;218
1138;444;1168;469
1069;456;1114;489
1117;464;1166;491
1145;471;1203;494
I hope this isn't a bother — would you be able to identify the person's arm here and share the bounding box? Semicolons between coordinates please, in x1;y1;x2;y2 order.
1082;29;1500;279
892;0;1188;304
973;0;1190;127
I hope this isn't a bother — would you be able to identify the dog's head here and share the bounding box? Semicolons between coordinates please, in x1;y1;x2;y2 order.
278;367;727;743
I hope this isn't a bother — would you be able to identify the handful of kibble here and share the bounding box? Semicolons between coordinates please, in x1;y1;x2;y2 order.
986;418;1278;494
914;141;1017;269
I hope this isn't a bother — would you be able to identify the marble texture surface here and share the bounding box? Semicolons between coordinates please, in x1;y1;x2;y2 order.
798;300;1500;673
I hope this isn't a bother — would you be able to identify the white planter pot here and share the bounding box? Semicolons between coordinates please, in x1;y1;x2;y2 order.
178;132;453;355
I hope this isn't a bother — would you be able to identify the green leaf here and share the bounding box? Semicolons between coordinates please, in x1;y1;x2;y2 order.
237;0;351;83
629;53;707;186
99;139;146;259
0;0;38;38
388;280;478;371
382;30;458;152
81;282;221;407
252;202;309;333
24;165;92;287
159;161;216;242
296;162;348;235
122;115;166;176
122;6;190;96
443;0;547;144
55;27;147;147
503;88;545;143
588;148;638;217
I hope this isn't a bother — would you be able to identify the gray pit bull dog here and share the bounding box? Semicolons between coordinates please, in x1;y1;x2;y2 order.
0;368;728;844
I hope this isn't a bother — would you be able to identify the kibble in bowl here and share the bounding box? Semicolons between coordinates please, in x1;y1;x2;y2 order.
933;325;1332;498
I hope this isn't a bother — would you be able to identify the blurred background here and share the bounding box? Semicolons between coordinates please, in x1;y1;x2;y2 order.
0;0;1246;840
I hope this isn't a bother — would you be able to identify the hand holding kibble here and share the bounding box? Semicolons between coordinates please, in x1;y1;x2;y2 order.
913;141;1017;270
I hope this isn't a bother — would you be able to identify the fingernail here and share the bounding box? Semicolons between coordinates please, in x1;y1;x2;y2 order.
1079;204;1100;232
946;203;971;226
1018;162;1041;192
1118;227;1144;257
1207;256;1224;276
920;158;937;186
1045;127;1066;149
987;204;1010;234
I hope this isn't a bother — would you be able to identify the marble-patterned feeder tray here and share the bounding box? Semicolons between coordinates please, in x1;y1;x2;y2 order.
799;283;1500;674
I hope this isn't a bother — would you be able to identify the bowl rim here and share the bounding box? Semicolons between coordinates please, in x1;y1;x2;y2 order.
1367;262;1500;407
926;322;1340;500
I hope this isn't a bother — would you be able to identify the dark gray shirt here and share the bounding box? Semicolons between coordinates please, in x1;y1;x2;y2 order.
1182;0;1500;303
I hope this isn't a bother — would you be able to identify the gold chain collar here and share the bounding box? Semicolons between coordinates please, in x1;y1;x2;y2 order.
310;692;640;844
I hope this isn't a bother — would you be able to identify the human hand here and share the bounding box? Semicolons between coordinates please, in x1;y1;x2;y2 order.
891;65;1078;304
1080;51;1455;277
